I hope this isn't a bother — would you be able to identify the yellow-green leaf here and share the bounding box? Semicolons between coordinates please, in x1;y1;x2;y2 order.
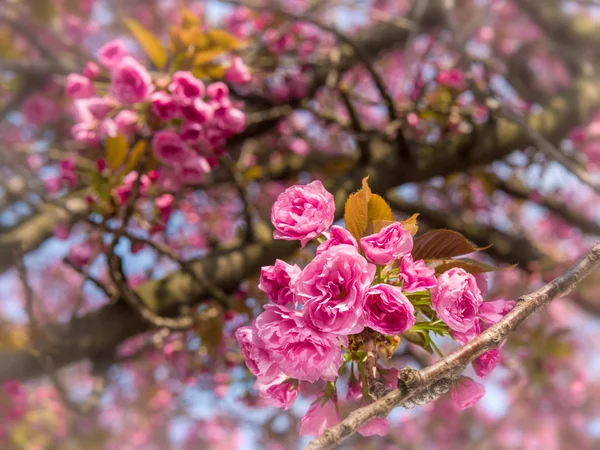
106;134;129;170
124;139;147;173
124;17;168;69
367;193;393;223
344;177;372;241
205;29;244;51
194;48;225;66
401;213;419;236
344;177;395;240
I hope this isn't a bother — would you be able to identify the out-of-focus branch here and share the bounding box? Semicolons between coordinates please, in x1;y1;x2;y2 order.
519;0;600;49
489;173;600;236
306;242;600;450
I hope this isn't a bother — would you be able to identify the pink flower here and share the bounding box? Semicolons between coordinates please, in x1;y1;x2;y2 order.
98;39;128;68
176;155;211;184
53;224;70;240
400;254;437;292
152;129;191;165
451;376;485;410
206;82;229;101
360;222;413;265
299;398;340;436
431;268;483;333
22;96;58;126
225;56;251;84
168;71;205;105
255;376;298;410
179;122;204;144
72;97;114;123
473;349;500;378
180;99;214;124
271;180;335;247
452;320;480;345
150;91;178;120
110;56;153;104
224;107;247;133
256;305;343;382
68;242;93;267
347;374;362;401
65;73;95;98
108;112;136;137
316;225;358;255
436;68;465;89
259;260;301;306
83;61;100;78
235;325;282;383
358;418;388;437
295;244;375;334
363;284;415;335
479;299;515;324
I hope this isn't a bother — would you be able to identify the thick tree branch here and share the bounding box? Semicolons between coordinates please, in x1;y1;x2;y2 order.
306;242;600;450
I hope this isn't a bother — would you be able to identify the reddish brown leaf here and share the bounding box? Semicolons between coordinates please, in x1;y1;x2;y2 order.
412;229;490;261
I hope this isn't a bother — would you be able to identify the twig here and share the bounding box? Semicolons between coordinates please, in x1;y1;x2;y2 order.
493;105;600;195
105;164;194;331
221;156;256;243
16;250;106;414
306;242;600;450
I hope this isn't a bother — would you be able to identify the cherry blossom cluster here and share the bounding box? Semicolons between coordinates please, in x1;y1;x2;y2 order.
236;180;515;436
65;39;252;185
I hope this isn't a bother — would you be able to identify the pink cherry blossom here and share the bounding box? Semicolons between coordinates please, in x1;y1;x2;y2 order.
179;122;204;144
98;39;128;68
180;99;214;124
176;155;212;184
225;56;252;84
473;349;500;378
255;305;343;382
316;225;358;255
363;284;416;335
358;417;389;436
258;260;301;306
152;129;191;165
150;91;178;120
400;254;437;292
65;73;95;98
299;398;341;436
255;376;298;410
431;268;483;333
271;180;335;247
234;325;282;384
360;222;413;265
168;71;205;105
296;244;375;334
110;56;154;104
479;299;515;323
451;376;486;410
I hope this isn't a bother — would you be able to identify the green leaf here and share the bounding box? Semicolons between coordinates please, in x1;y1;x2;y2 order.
124;139;147;174
106;134;129;170
124;17;168;69
412;229;490;261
